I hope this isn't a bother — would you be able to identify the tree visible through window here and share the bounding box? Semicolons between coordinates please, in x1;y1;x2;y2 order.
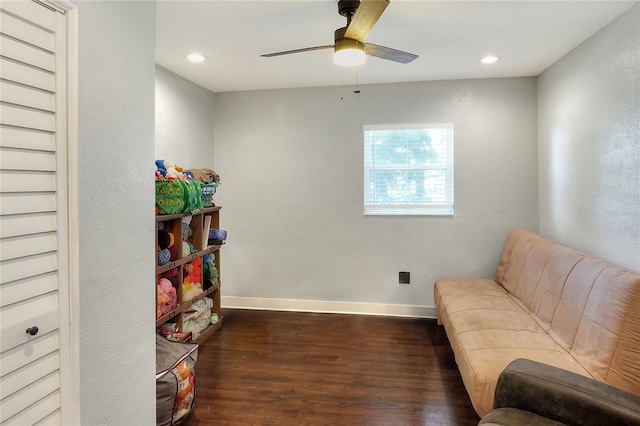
364;124;454;215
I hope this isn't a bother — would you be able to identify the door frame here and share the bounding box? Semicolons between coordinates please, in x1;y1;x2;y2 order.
39;0;80;423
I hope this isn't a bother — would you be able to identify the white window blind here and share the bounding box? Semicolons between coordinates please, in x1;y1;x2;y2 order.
364;123;454;215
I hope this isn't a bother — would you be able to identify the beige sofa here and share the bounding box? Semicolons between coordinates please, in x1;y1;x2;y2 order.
434;229;640;417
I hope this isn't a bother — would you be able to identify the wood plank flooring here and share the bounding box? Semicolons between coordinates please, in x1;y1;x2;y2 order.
185;309;480;425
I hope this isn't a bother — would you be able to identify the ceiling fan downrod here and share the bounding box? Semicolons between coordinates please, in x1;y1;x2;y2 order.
338;0;360;25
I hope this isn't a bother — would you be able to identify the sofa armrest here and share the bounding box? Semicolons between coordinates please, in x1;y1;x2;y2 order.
490;358;640;426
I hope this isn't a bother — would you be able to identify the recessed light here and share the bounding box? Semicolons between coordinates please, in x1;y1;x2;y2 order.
187;53;206;63
480;55;499;64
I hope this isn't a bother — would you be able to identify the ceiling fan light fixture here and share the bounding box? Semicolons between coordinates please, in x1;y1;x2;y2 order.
334;38;366;67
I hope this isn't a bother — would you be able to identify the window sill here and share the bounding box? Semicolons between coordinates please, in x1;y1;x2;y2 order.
364;207;454;216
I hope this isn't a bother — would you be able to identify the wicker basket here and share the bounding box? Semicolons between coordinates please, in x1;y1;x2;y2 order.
200;183;217;207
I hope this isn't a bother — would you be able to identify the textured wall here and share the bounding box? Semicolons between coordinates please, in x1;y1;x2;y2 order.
214;77;538;309
155;65;215;169
76;1;156;423
538;3;640;272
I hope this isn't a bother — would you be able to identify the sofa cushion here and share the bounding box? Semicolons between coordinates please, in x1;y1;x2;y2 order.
496;230;582;333
570;266;640;392
435;278;591;416
548;257;608;351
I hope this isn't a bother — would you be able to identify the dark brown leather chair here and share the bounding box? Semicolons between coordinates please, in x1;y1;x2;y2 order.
479;358;640;426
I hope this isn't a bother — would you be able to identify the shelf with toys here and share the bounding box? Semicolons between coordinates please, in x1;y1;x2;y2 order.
155;159;224;344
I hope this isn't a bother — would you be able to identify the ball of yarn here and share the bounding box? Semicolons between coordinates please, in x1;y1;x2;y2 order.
158;249;171;266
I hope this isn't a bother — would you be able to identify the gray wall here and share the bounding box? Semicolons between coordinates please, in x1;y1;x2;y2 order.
155;65;215;168
538;3;640;271
214;77;538;310
77;1;156;423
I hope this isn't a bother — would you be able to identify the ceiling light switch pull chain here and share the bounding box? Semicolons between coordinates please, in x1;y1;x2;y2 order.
354;69;361;94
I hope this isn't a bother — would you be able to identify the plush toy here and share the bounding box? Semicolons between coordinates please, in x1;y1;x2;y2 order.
163;160;183;181
155;159;185;181
155;159;167;176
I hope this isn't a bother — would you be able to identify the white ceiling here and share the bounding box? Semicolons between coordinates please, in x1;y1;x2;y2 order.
156;1;636;93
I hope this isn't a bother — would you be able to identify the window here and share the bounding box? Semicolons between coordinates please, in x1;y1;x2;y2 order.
364;123;454;215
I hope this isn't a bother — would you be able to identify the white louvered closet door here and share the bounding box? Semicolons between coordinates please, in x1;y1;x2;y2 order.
0;1;70;425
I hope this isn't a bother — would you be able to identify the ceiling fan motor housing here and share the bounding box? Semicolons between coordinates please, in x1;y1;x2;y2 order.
334;27;364;51
338;0;360;18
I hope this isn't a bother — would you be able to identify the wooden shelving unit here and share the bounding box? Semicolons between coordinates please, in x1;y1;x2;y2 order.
156;206;222;343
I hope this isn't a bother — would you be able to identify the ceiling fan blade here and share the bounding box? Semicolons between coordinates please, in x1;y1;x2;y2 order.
261;45;334;58
364;43;418;64
344;0;389;42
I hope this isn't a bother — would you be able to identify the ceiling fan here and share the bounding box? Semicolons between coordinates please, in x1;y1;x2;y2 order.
260;0;418;67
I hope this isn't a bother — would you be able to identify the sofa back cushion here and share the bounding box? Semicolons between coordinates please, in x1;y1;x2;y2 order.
496;229;581;331
548;257;608;350
569;267;640;392
496;229;640;396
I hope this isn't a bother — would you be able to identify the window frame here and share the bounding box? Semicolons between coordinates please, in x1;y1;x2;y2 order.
363;123;454;216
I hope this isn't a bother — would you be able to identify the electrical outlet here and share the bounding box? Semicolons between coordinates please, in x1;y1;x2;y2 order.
399;271;410;284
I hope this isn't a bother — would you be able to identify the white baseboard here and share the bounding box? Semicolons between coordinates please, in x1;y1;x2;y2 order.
221;296;437;319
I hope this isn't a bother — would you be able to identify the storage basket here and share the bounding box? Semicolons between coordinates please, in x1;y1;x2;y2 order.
156;335;199;426
155;180;202;215
156;181;188;215
200;183;217;207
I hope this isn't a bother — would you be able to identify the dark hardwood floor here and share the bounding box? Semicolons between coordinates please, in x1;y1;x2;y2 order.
185;309;479;426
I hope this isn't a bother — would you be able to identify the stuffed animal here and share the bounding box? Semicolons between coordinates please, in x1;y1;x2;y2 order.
155;159;167;176
155;159;185;181
163;160;183;181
